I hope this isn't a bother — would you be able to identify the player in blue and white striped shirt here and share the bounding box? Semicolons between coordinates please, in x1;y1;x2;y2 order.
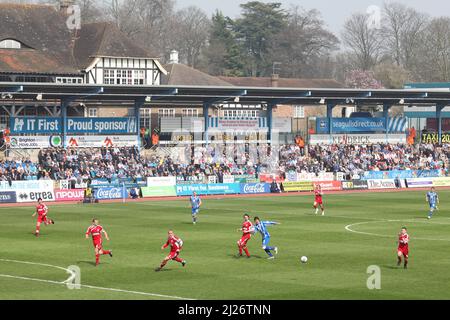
252;217;280;259
426;187;439;219
190;192;202;224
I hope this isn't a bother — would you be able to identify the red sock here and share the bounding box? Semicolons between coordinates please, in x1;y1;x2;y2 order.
238;245;243;255
95;254;99;265
243;247;250;257
174;257;183;263
35;225;40;233
160;260;168;268
102;250;110;255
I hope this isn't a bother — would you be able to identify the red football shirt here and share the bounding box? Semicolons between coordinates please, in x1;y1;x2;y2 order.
86;225;104;242
314;190;323;201
164;235;183;251
36;204;48;216
398;233;409;248
242;221;253;236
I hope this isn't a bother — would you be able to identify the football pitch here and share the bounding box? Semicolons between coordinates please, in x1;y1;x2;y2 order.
1;190;449;300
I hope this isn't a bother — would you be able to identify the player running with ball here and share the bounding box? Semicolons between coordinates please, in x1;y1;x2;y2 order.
156;230;186;271
426;187;439;219
32;198;54;237
85;219;113;266
253;217;279;259
313;185;325;216
397;227;410;269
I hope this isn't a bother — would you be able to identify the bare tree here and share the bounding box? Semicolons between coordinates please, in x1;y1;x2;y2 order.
382;2;428;70
268;6;339;78
419;17;450;82
105;0;176;58
173;6;210;67
342;13;384;70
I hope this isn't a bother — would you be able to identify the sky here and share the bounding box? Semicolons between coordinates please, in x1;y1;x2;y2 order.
176;0;449;33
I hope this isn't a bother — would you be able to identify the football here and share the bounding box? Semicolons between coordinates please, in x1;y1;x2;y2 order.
300;256;308;263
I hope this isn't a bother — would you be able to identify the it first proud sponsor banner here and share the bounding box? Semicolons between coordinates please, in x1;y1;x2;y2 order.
10;117;137;134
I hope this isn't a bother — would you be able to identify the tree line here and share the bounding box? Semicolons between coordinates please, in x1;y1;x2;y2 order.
10;0;450;87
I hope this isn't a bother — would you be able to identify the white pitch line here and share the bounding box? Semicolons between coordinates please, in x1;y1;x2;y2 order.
0;259;195;300
345;220;450;242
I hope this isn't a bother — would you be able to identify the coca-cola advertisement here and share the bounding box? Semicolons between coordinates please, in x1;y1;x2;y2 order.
55;189;85;202
94;187;127;200
239;183;271;194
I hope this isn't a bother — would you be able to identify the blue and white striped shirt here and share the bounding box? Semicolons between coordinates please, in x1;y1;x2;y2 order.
253;221;277;237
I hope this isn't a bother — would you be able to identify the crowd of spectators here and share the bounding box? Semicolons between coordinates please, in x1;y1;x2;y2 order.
278;143;450;177
0;143;448;182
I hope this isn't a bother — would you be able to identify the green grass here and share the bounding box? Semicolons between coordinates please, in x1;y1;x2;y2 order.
0;190;449;300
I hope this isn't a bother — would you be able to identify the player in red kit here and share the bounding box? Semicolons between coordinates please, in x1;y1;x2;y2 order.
31;198;54;236
237;214;253;258
155;230;186;271
85;218;113;266
397;227;409;269
313;185;325;216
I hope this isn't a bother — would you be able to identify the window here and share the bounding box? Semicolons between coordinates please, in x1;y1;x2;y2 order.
294;106;305;118
56;77;83;84
223;110;259;118
87;108;98;118
140;108;151;128
134;70;145;85
158;109;175;118
103;69;145;85
0;39;21;49
182;109;198;117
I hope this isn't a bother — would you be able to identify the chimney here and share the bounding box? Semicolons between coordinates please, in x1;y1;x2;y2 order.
169;50;179;64
271;74;279;87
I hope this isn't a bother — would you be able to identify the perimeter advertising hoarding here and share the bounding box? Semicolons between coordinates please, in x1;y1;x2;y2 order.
367;179;396;189
281;181;314;192
141;186;177;197
310;134;406;145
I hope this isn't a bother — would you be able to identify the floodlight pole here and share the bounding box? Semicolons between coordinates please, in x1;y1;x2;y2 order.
61;99;68;148
327;102;336;144
383;103;392;144
203;103;210;146
436;103;445;144
134;98;145;151
267;104;274;145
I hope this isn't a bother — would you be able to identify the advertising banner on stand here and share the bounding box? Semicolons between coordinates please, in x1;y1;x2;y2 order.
341;180;369;190
9;136;62;148
310;134;406;145
175;183;240;196
0;191;17;203
93;187;127;200
239;183;271;194
313;181;342;191
66;135;138;148
367;179;396;190
55;189;85;202
432;177;450;187
281;181;314;192
141;186;177;197
16;190;56;203
406;178;434;188
147;177;177;187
